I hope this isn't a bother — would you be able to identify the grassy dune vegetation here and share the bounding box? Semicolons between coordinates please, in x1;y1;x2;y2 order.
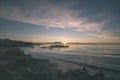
0;39;33;47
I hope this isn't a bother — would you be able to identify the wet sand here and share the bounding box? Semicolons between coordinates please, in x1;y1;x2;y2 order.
0;48;119;80
29;52;120;80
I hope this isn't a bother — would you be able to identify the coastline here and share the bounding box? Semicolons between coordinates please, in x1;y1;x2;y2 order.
0;47;118;80
25;50;120;80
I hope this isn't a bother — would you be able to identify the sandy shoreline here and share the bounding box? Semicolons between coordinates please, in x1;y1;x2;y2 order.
0;47;119;80
28;51;120;80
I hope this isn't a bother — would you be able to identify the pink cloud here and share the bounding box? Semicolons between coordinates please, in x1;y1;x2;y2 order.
0;0;113;39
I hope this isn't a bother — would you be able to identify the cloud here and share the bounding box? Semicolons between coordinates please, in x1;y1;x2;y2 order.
0;0;119;39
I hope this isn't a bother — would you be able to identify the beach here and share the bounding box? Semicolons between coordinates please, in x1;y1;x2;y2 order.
21;44;120;80
0;47;116;80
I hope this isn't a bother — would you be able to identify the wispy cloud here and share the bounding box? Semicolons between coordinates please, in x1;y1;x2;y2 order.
0;0;119;40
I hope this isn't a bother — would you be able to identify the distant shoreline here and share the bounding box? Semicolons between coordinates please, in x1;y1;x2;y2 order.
34;43;120;45
0;38;120;45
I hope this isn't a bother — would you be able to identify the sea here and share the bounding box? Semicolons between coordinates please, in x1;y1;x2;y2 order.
21;44;120;80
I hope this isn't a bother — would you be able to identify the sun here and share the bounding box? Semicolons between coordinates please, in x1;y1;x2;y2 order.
62;41;66;45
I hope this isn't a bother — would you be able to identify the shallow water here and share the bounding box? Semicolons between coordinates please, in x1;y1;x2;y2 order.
21;44;120;80
23;44;120;69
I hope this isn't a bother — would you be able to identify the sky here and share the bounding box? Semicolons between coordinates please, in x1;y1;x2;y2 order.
0;0;120;43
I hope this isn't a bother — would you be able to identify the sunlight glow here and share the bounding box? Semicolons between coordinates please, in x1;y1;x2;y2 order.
62;41;66;45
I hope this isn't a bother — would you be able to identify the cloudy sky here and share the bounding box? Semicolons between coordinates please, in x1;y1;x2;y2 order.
0;0;120;43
